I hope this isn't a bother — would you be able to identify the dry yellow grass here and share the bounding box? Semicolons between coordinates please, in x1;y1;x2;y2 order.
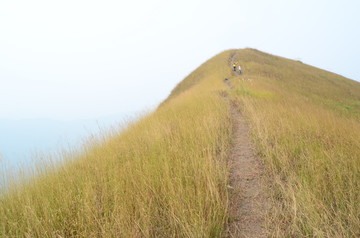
229;49;360;237
1;49;359;237
0;52;232;237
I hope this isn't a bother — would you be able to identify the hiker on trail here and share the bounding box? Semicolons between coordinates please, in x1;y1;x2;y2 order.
233;63;237;72
238;64;242;75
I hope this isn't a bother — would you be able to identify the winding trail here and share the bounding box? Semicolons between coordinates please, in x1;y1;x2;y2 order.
224;78;270;238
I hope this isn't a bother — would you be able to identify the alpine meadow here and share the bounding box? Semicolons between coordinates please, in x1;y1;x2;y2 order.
1;49;360;237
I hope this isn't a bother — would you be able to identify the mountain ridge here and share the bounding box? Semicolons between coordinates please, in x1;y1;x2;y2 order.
1;48;359;237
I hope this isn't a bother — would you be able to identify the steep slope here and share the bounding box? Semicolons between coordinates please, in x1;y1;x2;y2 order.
0;51;233;237
1;49;360;237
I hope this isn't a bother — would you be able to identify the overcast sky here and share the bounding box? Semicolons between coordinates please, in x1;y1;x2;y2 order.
1;0;359;120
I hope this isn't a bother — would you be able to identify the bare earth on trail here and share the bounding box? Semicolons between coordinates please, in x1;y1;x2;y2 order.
224;80;270;237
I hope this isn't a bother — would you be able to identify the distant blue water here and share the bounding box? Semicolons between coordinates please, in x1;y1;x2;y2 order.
0;112;136;189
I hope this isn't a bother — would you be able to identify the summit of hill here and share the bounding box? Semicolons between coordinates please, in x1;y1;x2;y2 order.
1;49;359;237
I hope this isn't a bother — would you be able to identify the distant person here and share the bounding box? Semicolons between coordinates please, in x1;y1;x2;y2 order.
238;64;242;75
233;63;237;72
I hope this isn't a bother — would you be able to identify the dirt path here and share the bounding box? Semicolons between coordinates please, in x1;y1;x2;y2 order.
224;79;270;238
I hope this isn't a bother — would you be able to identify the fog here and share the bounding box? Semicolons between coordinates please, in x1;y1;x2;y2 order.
1;0;359;170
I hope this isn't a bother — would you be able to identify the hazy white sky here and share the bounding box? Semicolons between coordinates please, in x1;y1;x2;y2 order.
1;0;359;120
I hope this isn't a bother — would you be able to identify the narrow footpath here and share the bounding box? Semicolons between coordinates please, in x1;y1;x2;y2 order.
224;79;270;238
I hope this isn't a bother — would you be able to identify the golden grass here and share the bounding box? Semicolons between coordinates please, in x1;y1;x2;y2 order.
230;49;360;237
2;48;359;237
0;52;232;237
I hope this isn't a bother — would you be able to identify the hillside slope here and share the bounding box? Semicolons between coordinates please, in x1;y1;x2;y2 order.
0;51;232;237
228;49;360;237
1;49;360;237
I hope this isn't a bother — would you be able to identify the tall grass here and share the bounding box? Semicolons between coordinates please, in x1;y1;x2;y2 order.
2;48;359;237
230;49;360;237
0;52;232;237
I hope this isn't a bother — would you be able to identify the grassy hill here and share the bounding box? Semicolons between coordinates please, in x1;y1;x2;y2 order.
229;49;360;237
1;49;360;237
